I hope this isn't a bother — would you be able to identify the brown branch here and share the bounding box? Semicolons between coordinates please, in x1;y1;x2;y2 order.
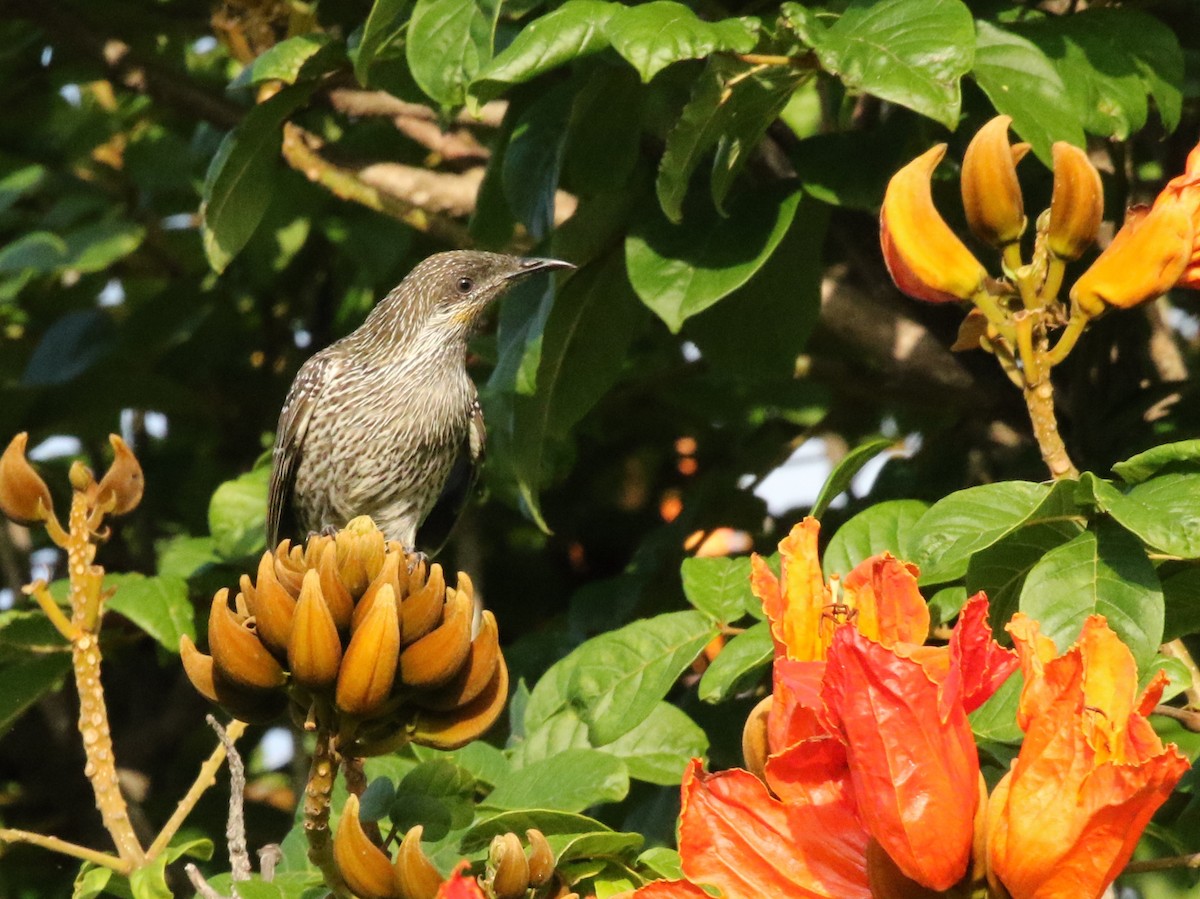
0;828;128;873
327;89;507;129
4;0;242;129
1152;703;1200;731
1124;851;1200;874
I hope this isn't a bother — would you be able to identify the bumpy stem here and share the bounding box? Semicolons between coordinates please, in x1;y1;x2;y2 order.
1022;379;1078;480
304;728;351;898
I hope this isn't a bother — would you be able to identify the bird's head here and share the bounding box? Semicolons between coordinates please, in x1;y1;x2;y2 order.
371;251;574;347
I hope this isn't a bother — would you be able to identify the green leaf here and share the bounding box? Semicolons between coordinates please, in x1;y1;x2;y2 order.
63;221;145;273
908;481;1051;584
638;846;684;881
0;610;69;652
73;864;113;899
355;0;413;85
1141;655;1192;705
680;556;756;623
563;66;642;196
697;620;772;703
606;2;757;83
811;436;893;519
232;34;338;88
390;760;476;840
471;0;618;100
487;748;629;811
461;809;613;852
683;195;828;382
1112;440;1200;484
0;163;45;215
552;829;644;865
22;310;115;386
966;519;1084;641
1019;525;1163;671
970;20;1084;164
1163;567;1200;642
358;776;396;822
156;535;220;579
163;836;214;863
208;465;270;559
0;231;69;274
128;857;171;899
599;701;707;784
488;275;557;397
565;610;719;745
502;83;572;241
823;499;929;577
510;708;590;768
928;586;968;628
968;668;1021;744
407;0;498;107
626;184;802;332
1104;474;1200;559
657;55;802;223
789;0;974;129
201;83;315;273
498;254;646;529
0;651;72;737
105;573;195;652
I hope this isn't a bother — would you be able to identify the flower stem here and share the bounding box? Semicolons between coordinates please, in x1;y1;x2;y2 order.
0;828;129;873
1022;379;1078;480
304;728;352;898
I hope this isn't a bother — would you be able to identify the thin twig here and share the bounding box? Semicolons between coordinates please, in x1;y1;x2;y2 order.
1124;851;1200;874
206;716;251;882
0;828;130;873
146;719;247;860
184;863;232;899
1152;704;1200;732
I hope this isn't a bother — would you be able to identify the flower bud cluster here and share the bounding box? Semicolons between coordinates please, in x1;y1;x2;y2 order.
334;794;560;899
181;515;508;754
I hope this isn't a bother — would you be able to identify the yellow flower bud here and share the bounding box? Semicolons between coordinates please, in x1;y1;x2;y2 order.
488;832;530;899
334;794;400;899
961;115;1028;248
246;551;297;656
1047;142;1103;260
394;826;443;899
288;569;343;689
207;588;287;691
0;433;53;525
336;583;400;717
94;435;143;516
881;145;987;303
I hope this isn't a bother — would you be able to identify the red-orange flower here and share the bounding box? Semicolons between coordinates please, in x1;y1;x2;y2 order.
635;519;1018;899
435;862;487;899
1155;139;1200;288
987;614;1191;899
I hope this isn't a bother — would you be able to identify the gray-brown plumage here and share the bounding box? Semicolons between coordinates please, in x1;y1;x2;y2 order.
267;251;573;552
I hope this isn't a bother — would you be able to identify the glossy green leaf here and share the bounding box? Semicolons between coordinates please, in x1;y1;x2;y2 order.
486;748;629;811
657;55;802;223
566;610;719;745
128;858;171;899
1162;567;1200;642
966;519;1084;641
73;864;113;899
390;760;476;840
971;20;1084;164
461;809;613;852
354;0;412;84
1112;440;1200;484
63;221;145;273
697;620;772;703
0;652;72;737
606;2;757;83
787;0;974;129
928;586;968;628
0;610;68;653
511;708;591;768
502;83;572;241
551;829;644;864
202;83;314;273
600;701;707;784
968;668;1022;744
471;0;618;100
22;310;115;386
639;847;684;881
231;34;338;88
563;65;642;196
1104;474;1200;559
680;555;756;623
907;481;1051;584
626;184;802;332
0;163;45;215
812;436;893;519
105;573;195;652
358;776;396;822
1019;526;1163;671
407;0;498;107
156;535;220;580
823;499;929;577
208;465;270;559
0;231;69;274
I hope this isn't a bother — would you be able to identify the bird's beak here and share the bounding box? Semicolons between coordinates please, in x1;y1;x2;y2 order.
504;258;576;281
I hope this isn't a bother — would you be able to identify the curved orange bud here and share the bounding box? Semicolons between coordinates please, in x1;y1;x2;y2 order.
0;433;53;525
394;825;444;899
1047;142;1103;260
247;551;296;656
207;589;287;690
881;144;987;304
741;695;771;781
94;435;143;516
488;832;530;899
961;115;1027;248
334;794;400;899
288;568;343;689
1070;203;1192;317
525;830;554;887
336;583;400;716
407;653;509;750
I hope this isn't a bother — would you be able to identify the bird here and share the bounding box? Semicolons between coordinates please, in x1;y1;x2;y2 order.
266;250;574;554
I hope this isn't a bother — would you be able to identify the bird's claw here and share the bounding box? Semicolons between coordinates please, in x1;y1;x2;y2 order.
407;550;428;573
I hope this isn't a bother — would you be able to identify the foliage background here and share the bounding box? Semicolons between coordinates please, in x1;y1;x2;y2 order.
2;0;1200;895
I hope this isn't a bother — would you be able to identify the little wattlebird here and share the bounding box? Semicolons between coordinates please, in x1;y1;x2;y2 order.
266;250;574;554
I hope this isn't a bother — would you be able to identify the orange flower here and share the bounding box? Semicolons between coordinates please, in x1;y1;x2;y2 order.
1072;137;1200;315
881;144;988;304
435;862;487;899
987;615;1190;899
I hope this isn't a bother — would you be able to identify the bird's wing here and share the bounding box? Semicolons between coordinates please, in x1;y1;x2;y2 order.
266;354;335;548
416;399;486;557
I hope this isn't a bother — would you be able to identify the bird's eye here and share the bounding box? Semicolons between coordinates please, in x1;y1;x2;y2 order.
456;277;474;294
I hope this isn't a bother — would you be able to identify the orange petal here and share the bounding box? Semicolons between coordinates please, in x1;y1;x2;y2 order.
1047;142;1103;260
433;862;486;899
881;144;987;304
821;627;977;891
629;881;711;898
677;759;871;898
1070;202;1192;316
946;593;1018;714
961;115;1026;247
841;553;927;648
